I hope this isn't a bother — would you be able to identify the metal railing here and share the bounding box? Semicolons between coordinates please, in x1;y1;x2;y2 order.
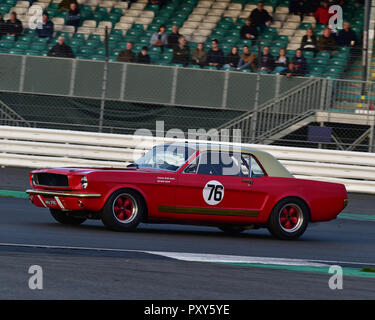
1;125;375;194
0;98;30;127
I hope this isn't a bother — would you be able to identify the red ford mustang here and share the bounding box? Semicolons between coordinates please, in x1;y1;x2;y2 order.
26;143;348;240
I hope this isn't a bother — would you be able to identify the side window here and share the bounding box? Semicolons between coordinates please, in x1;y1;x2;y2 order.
185;151;249;177
250;156;266;178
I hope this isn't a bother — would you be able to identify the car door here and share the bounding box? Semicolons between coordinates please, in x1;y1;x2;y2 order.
173;150;262;222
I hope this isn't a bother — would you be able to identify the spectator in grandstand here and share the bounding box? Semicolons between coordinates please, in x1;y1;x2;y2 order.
303;0;320;16
237;45;256;71
207;39;224;69
0;13;7;40
280;62;306;77
274;48;289;73
136;46;151;64
249;2;272;31
289;0;305;17
59;0;77;11
292;49;307;74
260;46;274;73
300;28;318;54
6;12;23;40
47;36;75;58
317;27;337;54
167;25;181;49
337;21;357;47
35;12;54;42
239;18;258;42
191;42;207;67
150;24;168;50
65;2;81;31
223;46;240;69
171;36;190;66
117;41;135;63
314;1;333;25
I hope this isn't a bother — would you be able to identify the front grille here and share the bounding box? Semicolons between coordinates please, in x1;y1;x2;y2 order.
35;173;69;187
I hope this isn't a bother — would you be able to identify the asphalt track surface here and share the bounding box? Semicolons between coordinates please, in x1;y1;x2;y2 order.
1;167;375;299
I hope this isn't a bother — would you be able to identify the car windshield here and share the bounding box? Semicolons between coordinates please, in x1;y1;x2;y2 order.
130;144;196;171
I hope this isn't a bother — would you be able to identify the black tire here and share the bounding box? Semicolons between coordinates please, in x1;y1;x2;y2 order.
267;197;309;240
101;189;145;231
50;209;87;225
218;226;248;234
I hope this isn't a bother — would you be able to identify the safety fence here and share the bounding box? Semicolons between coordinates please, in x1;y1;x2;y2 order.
0;125;374;194
0;53;310;111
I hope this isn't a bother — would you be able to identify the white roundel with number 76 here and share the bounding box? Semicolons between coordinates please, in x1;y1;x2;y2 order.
203;180;225;205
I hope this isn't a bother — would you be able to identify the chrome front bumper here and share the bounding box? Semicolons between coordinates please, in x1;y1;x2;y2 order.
26;189;102;198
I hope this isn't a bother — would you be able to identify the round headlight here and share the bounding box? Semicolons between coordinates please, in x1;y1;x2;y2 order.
81;176;88;189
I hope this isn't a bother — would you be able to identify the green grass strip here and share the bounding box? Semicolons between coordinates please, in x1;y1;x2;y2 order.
338;212;375;222
0;190;28;199
213;262;375;279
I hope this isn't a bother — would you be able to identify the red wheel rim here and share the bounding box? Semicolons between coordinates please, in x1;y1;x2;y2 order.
279;204;303;233
112;193;137;224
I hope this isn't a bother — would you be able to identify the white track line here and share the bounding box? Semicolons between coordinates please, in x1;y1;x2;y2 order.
0;242;374;267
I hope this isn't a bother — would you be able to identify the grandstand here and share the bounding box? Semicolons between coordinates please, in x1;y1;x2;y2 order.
0;0;366;79
0;0;375;152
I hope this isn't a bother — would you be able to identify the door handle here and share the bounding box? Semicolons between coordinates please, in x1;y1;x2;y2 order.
242;179;253;185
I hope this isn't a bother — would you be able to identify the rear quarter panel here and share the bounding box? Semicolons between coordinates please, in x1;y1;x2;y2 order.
257;177;347;223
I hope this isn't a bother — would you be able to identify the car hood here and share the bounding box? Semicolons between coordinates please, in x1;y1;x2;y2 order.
31;167;174;176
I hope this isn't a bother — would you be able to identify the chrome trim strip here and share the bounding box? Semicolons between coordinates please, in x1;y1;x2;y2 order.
26;189;102;198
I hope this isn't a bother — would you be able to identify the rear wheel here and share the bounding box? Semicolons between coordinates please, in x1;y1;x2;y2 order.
267;197;309;240
50;209;87;225
101;189;145;231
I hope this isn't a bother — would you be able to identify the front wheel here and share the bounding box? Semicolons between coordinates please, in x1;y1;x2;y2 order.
267;197;309;240
101;189;145;231
50;209;87;225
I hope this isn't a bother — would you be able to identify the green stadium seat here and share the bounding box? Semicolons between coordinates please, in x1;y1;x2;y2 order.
145;4;159;11
0;4;11;13
29;44;46;51
216;23;231;30
78;47;95;55
158;11;172;19
72;33;86;40
315;58;329;66
26;50;44;56
149;53;160;62
160;53;172;62
14;42;29;50
316;51;331;59
90;55;106;61
149;46;162;53
18;36;32;43
187;64;201;69
69;39;84;47
8;48;24;55
303;51;315;59
204;66;217;70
